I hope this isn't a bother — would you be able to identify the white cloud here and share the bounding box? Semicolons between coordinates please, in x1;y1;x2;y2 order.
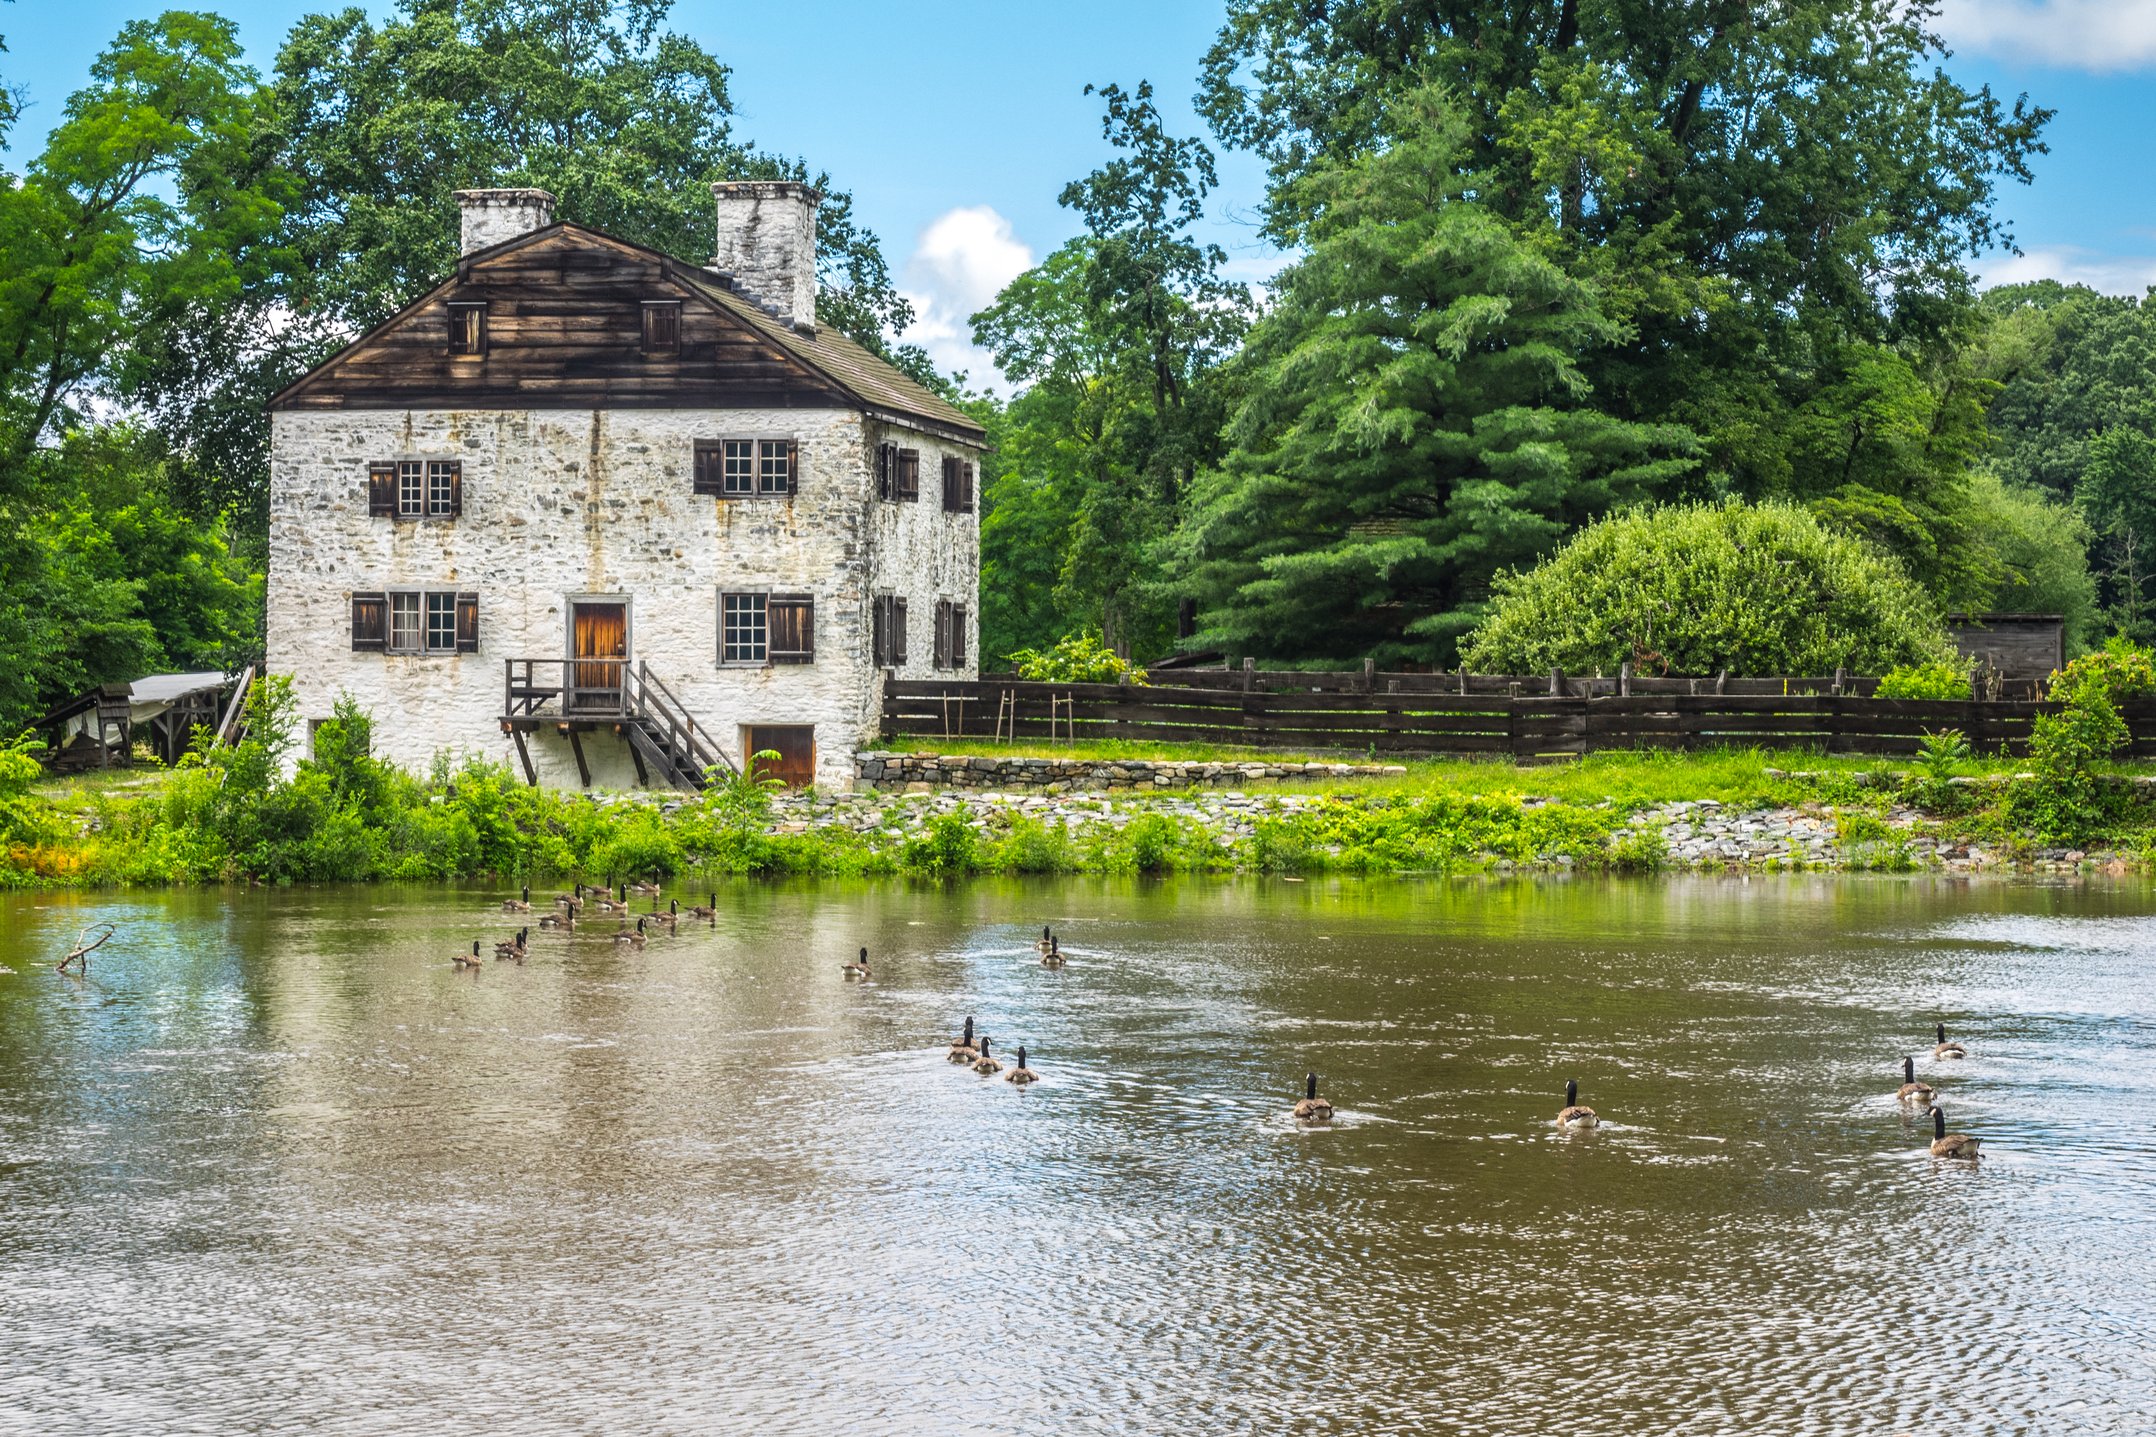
1978;243;2156;294
897;205;1034;390
1937;0;2156;70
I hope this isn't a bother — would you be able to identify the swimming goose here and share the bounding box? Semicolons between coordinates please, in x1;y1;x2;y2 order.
1036;926;1054;954
1896;1056;1936;1106
1556;1079;1599;1130
1040;936;1065;970
452;940;484;969
591;885;627;915
687;893;718;920
629;875;663;897
612;917;648;950
1293;1072;1334;1122
502;885;533;914
493;927;528;961
1933;1024;1967;1060
651;899;681;931
841;947;873;981
1928;1106;1981;1159
538;907;574;931
1005;1045;1039;1085
554;882;585;911
972;1037;1003;1077
947;1017;979;1062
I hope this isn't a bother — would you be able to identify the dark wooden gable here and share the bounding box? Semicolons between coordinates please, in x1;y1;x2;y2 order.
270;226;855;412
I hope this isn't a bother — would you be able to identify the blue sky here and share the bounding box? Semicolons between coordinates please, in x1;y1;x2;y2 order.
7;1;2156;378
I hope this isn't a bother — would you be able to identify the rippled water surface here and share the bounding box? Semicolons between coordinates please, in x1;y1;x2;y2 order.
4;877;2155;1434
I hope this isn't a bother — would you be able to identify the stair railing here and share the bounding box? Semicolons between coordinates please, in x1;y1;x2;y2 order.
628;662;737;780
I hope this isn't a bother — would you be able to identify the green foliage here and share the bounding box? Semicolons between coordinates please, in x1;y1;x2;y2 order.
2015;639;2156;841
1007;632;1148;684
1960;471;2099;655
905;808;983;876
1877;663;1974;701
1176;85;1696;665
1462;500;1953;676
1917;729;1973;781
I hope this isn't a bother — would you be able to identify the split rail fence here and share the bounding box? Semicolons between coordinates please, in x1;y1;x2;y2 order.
883;667;2156;761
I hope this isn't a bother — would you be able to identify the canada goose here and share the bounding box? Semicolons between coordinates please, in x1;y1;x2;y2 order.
613;917;647;950
630;874;663;897
1036;925;1054;953
591;885;627;915
1005;1045;1039;1085
947;1016;979;1062
651;898;680;930
1896;1056;1936;1106
494;927;528;961
841;947;873;981
1933;1023;1967;1060
1928;1106;1981;1159
687;893;718;920
1556;1079;1599;1130
452;940;484;969
1293;1072;1333;1122
1041;936;1065;970
538;907;574;931
972;1037;1003;1076
502;885;532;914
554;882;585;910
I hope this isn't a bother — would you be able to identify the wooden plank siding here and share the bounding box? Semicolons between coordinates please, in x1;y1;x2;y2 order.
883;678;2156;761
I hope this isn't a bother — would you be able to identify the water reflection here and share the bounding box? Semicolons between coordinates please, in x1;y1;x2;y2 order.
3;876;2154;1434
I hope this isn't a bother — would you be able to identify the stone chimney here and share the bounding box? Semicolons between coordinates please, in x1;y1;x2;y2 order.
710;181;819;329
455;187;556;256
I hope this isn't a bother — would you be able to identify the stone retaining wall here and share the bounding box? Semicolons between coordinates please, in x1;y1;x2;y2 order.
855;750;1408;793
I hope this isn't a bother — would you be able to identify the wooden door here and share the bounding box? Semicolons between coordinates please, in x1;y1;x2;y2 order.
744;725;815;787
571;602;627;712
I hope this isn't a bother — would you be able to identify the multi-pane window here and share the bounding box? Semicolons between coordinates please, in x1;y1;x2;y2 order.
695;438;796;497
352;590;477;656
371;460;462;519
721;592;767;663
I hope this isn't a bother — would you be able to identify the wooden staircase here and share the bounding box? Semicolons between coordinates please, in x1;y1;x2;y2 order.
501;659;735;791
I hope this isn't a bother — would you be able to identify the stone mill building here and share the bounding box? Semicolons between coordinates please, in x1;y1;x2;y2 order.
265;184;985;789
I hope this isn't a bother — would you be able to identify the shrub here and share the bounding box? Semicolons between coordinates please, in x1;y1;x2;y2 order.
2015;637;2156;841
1876;662;1973;700
1007;631;1147;685
1461;499;1953;675
905;808;981;875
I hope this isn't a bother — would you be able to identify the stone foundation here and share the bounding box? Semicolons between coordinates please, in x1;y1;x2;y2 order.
855;751;1408;792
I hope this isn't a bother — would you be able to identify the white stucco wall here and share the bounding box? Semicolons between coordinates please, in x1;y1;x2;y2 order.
266;406;979;790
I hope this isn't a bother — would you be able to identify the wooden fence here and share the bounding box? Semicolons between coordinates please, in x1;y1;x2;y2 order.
883;674;2156;761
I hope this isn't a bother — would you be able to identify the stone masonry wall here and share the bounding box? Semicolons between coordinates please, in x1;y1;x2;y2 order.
857;751;1407;792
267;408;981;789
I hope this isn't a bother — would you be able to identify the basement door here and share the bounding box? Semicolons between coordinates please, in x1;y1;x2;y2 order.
743;725;815;788
569;601;628;713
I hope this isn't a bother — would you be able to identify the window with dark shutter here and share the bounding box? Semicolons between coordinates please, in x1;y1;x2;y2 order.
694;440;725;495
767;595;814;664
895;448;920;501
448;302;486;356
720;592;767;663
455;593;479;652
876;442;895;500
873;595;908;667
368;465;397;517
641;300;681;356
351;593;387;651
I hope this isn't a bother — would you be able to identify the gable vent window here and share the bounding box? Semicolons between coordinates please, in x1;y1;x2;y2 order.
872;594;909;666
695;438;797;498
641;300;681;356
447;302;487;356
941;456;975;513
370;460;462;519
933;600;968;671
353;590;477;655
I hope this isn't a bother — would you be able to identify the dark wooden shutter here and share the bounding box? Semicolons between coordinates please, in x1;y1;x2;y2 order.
448;462;464;517
941;455;957;510
351;592;387;651
875;443;893;500
368;465;397;517
951;604;967;667
933;600;949;669
694;441;723;495
897;449;919;501
768;596;814;664
872;597;887;666
785;439;799;496
961;461;975;512
455;593;479;653
892;597;908;665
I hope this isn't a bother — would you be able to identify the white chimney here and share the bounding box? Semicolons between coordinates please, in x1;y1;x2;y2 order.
710;181;819;329
455;187;556;256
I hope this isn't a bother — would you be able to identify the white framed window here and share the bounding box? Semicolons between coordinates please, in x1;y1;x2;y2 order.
721;592;767;663
374;459;462;519
425;592;457;652
426;461;456;516
693;438;796;497
363;589;475;656
388;592;422;653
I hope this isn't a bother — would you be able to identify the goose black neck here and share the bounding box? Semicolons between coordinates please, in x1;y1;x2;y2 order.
962;1017;974;1041
978;1038;990;1058
1017;1047;1027;1068
1305;1073;1319;1100
859;947;868;961
1937;1023;1947;1044
1933;1107;1946;1139
1042;926;1051;940
1904;1056;1915;1083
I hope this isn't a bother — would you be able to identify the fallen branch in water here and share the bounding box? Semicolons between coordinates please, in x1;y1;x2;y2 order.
56;923;115;974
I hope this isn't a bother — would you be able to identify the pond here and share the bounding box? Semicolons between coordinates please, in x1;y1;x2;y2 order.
3;876;2153;1434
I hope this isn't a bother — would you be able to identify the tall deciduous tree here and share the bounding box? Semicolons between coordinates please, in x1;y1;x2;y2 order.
1173;86;1694;664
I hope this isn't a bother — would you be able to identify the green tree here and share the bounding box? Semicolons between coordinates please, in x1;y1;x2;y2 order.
1960;470;2097;654
974;82;1248;663
1460;500;1953;676
1173;85;1694;664
2079;426;2156;641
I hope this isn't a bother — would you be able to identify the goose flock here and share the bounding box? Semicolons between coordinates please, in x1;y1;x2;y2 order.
462;888;1988;1154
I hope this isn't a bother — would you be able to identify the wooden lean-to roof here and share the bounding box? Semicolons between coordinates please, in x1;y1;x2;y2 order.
268;222;986;445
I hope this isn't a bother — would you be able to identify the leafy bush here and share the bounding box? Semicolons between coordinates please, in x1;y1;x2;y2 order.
1461;500;1953;675
1007;632;1147;685
1876;662;1973;700
2016;637;2156;841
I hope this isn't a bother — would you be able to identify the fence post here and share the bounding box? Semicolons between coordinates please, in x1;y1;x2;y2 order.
1619;661;1632;699
1715;668;1728;696
1241;656;1255;693
1549;667;1564;697
1832;664;1847;697
1363;657;1376;693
